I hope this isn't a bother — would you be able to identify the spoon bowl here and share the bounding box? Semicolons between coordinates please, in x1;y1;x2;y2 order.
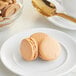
32;0;76;23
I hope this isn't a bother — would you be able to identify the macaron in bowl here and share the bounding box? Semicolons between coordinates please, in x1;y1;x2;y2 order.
0;0;23;30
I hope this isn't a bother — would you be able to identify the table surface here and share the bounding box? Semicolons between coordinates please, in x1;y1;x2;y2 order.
0;0;76;76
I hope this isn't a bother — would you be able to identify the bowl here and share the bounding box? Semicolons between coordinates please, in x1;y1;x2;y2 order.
0;0;23;30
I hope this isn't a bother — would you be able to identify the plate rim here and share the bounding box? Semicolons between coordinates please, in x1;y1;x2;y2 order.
47;17;76;30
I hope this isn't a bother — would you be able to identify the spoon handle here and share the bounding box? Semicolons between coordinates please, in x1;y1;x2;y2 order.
56;13;76;23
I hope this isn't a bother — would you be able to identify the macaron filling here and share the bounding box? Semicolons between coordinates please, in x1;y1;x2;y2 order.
28;38;37;52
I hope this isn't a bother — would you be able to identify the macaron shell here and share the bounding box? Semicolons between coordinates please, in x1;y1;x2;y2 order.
39;36;61;61
31;32;48;44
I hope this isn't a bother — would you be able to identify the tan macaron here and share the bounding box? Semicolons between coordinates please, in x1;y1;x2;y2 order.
32;0;56;16
0;1;8;10
2;3;20;17
31;32;48;44
20;37;38;61
39;36;61;61
3;0;16;4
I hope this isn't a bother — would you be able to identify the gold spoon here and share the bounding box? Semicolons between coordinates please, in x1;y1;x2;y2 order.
32;0;76;23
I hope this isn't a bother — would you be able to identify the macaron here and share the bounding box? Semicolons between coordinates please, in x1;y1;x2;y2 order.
39;36;61;61
0;1;8;10
2;3;20;17
3;0;16;4
20;37;38;61
32;0;56;16
30;32;48;44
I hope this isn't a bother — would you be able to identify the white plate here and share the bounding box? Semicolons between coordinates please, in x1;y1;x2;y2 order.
1;28;76;76
47;0;76;30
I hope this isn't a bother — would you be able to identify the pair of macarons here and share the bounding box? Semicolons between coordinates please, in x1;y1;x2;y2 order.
20;32;61;61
